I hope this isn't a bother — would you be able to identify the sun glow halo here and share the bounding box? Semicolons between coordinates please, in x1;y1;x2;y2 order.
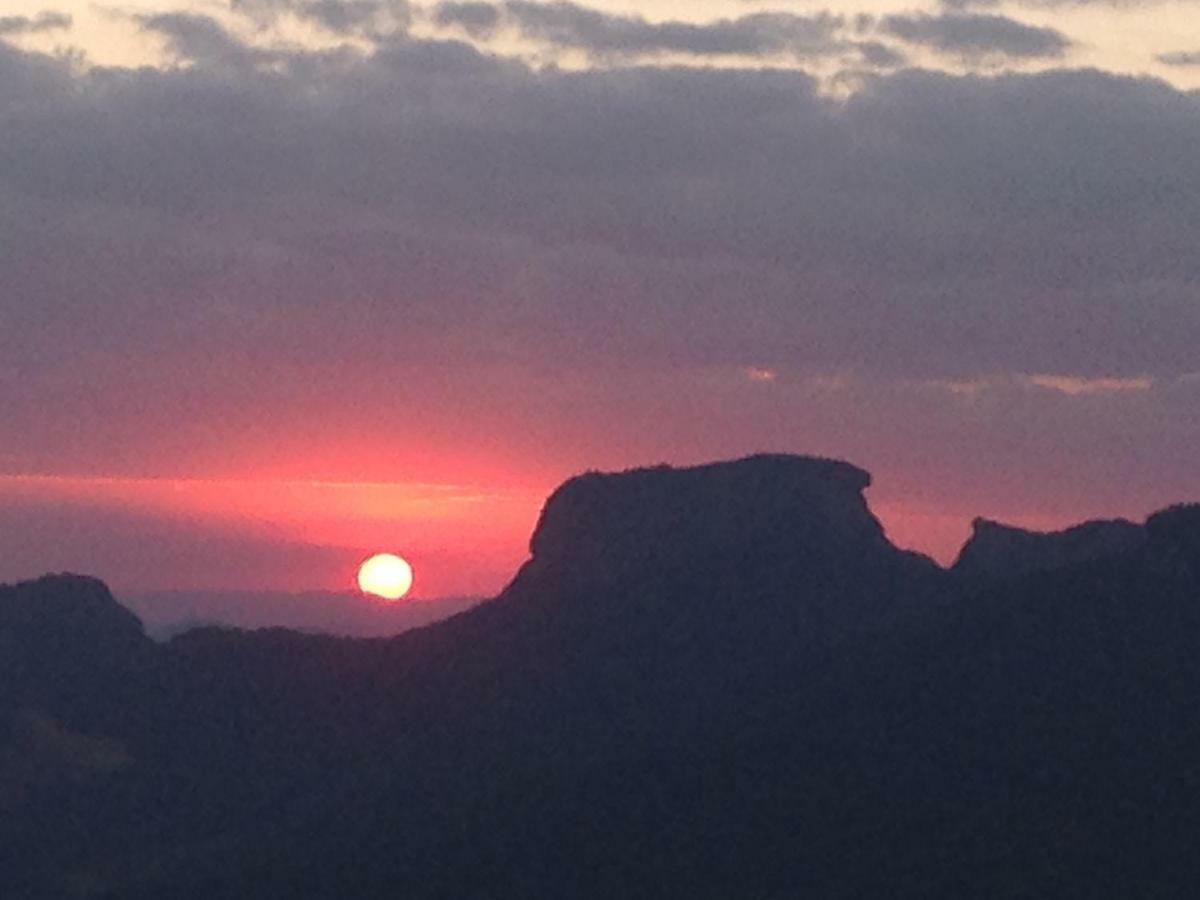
357;553;414;601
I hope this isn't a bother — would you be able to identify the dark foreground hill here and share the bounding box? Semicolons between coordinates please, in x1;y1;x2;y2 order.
2;455;1199;898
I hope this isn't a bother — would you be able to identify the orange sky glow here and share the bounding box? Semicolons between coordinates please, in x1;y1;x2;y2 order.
0;467;1123;597
0;472;543;596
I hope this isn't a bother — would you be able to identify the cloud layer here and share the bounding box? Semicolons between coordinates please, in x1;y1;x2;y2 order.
425;2;1069;67
465;2;848;60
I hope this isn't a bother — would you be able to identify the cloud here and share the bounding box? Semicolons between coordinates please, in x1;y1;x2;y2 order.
944;0;1200;7
1024;374;1154;395
137;13;266;66
1158;51;1200;67
442;1;849;60
921;374;1157;398
303;0;412;34
743;367;779;383
881;13;1071;61
0;11;71;36
938;0;1003;9
231;0;411;35
922;376;998;398
433;1;502;37
0;36;71;105
853;41;908;68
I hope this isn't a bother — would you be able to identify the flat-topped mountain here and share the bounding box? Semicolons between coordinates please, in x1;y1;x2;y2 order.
501;455;942;637
2;455;1200;899
528;455;886;572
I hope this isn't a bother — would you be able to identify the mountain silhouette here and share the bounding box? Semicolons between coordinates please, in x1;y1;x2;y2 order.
2;455;1199;898
952;516;1147;580
0;575;157;728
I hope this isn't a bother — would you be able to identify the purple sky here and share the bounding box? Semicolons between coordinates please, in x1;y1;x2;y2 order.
1;2;1198;615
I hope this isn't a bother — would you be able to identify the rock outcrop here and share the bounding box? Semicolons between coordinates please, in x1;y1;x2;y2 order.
530;456;882;562
498;454;943;637
0;574;147;646
1146;503;1200;569
0;574;157;728
951;517;1146;580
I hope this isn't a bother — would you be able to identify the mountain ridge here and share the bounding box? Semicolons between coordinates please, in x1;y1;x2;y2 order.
3;454;1200;899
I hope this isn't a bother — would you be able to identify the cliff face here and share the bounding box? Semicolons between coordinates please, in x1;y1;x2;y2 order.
951;517;1147;580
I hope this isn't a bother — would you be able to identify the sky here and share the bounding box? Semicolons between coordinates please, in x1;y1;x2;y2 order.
1;0;1198;612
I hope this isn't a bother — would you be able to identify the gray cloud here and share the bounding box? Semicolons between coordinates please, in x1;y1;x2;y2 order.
231;0;411;35
937;0;1003;9
853;40;907;68
443;2;849;60
303;0;412;33
138;13;266;65
882;12;1071;60
433;1;502;37
0;11;71;35
943;0;1199;7
1158;50;1200;67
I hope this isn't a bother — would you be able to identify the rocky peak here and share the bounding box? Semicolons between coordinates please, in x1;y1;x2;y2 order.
514;455;922;601
0;575;152;715
0;574;146;643
533;454;877;552
1146;504;1200;565
952;517;1146;581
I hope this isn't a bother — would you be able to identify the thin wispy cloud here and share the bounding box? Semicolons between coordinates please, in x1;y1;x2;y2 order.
432;1;501;37
1158;51;1200;67
231;0;412;34
0;10;71;36
880;12;1071;61
1024;374;1154;396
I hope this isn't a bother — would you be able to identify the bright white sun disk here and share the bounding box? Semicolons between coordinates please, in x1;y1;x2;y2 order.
357;553;414;600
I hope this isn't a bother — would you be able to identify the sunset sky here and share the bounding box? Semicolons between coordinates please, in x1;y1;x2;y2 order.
2;0;1197;604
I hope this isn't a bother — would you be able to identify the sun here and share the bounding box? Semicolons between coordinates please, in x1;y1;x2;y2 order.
357;553;414;601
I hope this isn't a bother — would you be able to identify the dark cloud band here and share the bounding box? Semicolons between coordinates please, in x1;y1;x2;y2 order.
0;10;71;35
881;12;1071;60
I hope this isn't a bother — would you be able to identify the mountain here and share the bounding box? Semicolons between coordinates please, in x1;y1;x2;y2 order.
1147;503;1200;563
2;456;1199;899
951;516;1147;579
124;589;483;639
0;575;158;725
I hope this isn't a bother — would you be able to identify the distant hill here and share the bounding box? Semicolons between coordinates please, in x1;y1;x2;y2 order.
2;456;1199;899
123;589;482;639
